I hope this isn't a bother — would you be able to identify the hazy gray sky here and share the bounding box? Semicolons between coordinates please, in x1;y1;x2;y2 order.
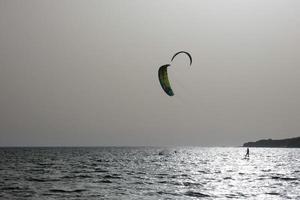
1;0;300;146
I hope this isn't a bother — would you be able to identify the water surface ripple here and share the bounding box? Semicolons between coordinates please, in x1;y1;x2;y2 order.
0;147;299;199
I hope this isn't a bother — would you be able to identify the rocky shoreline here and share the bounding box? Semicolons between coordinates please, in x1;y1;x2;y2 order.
243;136;300;148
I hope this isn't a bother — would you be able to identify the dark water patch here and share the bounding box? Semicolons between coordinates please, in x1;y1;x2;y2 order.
158;180;168;184
157;191;180;196
76;174;93;178
99;179;112;183
257;174;268;180
155;173;170;178
185;190;210;198
168;181;182;186
262;169;272;172
183;181;202;187
266;192;280;196
181;173;189;177
225;193;239;198
96;159;110;163
1;186;24;190
143;191;157;196
131;175;147;180
38;162;53;167
236;192;248;197
94;168;108;173
223;177;233;180
156;173;169;176
62;175;75;179
27;177;48;182
103;174;122;179
271;176;281;180
49;189;87;193
126;171;135;175
281;177;297;181
42;193;54;196
90;162;98;167
1;186;35;197
63;173;92;179
136;171;146;175
71;170;91;174
271;176;297;181
257;177;266;181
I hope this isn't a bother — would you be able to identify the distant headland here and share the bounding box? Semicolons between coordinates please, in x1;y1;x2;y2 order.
243;136;300;148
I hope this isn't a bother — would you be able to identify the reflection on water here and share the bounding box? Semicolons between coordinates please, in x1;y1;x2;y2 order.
0;147;299;199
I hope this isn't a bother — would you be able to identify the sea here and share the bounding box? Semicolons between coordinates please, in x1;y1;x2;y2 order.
0;147;299;200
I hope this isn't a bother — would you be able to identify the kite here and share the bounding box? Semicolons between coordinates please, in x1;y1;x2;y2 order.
158;51;193;96
158;64;174;96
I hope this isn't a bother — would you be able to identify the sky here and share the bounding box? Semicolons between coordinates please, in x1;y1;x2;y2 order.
1;0;300;146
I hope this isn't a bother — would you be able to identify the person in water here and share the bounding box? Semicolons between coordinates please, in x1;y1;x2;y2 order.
245;148;250;157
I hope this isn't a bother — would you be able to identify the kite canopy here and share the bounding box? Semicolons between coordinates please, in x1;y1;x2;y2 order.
171;51;192;66
158;64;174;96
158;51;192;96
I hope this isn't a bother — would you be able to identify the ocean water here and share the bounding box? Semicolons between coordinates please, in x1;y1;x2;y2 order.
0;147;299;200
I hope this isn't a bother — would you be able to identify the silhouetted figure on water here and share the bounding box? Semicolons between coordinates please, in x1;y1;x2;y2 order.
245;148;250;158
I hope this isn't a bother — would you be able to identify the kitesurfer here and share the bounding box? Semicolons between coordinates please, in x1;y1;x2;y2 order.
245;148;250;157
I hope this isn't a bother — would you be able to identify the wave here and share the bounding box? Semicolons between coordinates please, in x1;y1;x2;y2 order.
271;176;298;181
185;191;210;198
99;179;112;183
49;189;87;193
156;191;181;196
1;186;24;191
182;182;203;187
102;174;122;179
1;147;299;199
266;192;280;196
26;177;60;182
94;168;109;173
